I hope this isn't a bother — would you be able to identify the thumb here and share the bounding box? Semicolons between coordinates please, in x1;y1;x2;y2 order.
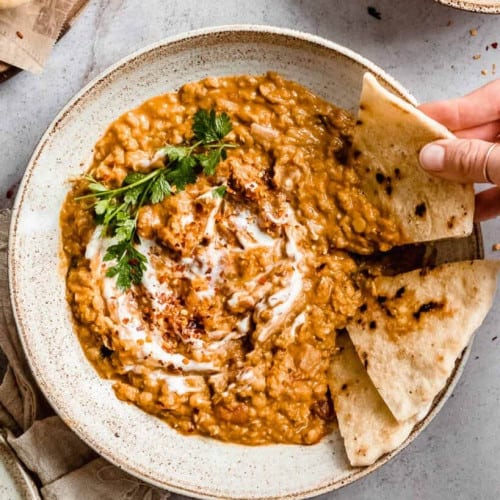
419;138;500;185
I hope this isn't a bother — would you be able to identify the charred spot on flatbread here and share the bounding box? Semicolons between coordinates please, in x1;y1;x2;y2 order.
99;344;114;359
415;202;426;217
413;300;444;320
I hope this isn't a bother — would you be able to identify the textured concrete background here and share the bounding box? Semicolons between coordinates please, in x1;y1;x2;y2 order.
1;1;500;499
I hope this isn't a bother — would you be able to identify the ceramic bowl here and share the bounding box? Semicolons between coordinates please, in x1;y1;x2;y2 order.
0;434;39;499
434;0;500;13
8;26;483;499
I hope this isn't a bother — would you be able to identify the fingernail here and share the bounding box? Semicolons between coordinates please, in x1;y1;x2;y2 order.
419;144;445;171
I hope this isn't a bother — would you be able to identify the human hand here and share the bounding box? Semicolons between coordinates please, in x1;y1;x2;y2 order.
418;80;500;221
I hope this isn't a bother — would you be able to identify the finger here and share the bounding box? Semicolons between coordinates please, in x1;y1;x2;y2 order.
474;186;500;221
455;119;500;141
418;79;500;131
419;139;500;184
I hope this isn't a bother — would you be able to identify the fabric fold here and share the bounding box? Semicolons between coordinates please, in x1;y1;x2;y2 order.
41;458;171;500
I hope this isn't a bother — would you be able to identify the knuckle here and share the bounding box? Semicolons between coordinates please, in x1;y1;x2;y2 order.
447;140;483;179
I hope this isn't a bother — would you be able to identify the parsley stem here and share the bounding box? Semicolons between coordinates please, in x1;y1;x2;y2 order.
104;201;127;226
202;143;238;149
135;179;153;222
76;168;164;201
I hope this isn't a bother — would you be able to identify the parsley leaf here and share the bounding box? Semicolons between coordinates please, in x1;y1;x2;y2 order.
197;149;221;176
104;242;147;290
123;185;144;205
212;185;227;198
159;145;190;162
83;175;108;194
76;108;235;289
214;112;232;139
150;171;172;204
114;213;136;243
193;109;232;143
94;198;112;216
165;155;198;191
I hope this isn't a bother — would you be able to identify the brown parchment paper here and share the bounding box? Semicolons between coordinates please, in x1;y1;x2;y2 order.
0;0;82;73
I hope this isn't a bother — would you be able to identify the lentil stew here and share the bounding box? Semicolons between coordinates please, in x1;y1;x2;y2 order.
60;72;402;445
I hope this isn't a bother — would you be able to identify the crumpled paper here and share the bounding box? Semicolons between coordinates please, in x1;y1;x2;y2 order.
0;209;172;499
0;0;85;73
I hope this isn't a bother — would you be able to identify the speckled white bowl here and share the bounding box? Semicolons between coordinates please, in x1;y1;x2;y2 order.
0;434;39;500
435;0;500;13
8;26;483;499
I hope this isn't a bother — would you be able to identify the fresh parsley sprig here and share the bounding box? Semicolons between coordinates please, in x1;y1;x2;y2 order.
77;108;234;290
157;108;235;178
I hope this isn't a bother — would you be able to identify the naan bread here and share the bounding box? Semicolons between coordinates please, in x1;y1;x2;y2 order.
329;332;423;466
334;75;495;464
352;73;474;244
0;0;30;9
348;260;500;422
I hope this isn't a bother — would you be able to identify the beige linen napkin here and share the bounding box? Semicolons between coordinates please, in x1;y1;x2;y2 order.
0;0;84;73
0;209;171;499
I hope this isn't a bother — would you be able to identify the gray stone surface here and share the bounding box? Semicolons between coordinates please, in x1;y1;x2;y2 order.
1;0;499;498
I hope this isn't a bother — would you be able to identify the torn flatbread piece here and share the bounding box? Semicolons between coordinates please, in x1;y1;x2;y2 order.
348;260;500;422
329;332;422;467
352;73;474;244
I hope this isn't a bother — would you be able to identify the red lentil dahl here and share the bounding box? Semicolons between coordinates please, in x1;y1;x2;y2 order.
60;73;401;445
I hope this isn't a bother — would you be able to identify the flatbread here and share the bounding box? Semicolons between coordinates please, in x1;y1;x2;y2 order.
0;0;30;8
348;260;500;422
329;332;423;467
352;73;474;244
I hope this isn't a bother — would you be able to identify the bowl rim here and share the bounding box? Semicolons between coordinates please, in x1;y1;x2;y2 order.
8;24;478;499
434;0;500;13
